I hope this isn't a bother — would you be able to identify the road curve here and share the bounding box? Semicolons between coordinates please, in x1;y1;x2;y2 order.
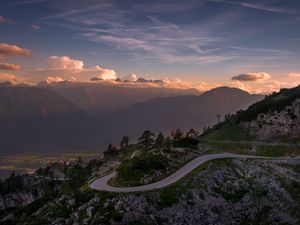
89;153;296;193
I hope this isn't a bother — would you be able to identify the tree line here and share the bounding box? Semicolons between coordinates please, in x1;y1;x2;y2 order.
104;128;199;156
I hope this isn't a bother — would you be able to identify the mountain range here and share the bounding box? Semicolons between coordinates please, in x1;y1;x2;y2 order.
101;87;264;140
38;81;201;117
0;83;264;152
0;85;99;153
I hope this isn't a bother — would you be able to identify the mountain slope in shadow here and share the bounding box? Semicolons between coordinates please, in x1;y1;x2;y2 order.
102;87;264;140
0;85;101;153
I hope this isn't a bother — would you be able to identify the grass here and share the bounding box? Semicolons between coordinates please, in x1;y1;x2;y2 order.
200;123;252;142
204;141;251;154
255;145;300;157
202;139;300;157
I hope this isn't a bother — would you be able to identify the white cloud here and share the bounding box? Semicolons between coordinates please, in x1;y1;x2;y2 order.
46;76;64;83
48;55;84;69
27;56;116;82
123;73;138;82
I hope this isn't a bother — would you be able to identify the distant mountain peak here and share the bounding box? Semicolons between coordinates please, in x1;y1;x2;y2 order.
206;86;250;95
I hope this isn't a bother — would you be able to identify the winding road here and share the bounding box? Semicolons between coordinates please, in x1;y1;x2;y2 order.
89;153;299;193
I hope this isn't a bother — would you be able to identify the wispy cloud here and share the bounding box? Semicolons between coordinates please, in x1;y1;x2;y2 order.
11;0;49;6
210;0;296;14
0;63;21;70
0;15;17;24
31;24;41;31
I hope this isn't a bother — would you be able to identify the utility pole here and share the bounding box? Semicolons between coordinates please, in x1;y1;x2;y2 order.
216;114;221;124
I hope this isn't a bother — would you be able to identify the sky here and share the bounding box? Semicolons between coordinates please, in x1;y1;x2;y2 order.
0;0;300;93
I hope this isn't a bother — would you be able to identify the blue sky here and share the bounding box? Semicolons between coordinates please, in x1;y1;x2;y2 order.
0;0;300;93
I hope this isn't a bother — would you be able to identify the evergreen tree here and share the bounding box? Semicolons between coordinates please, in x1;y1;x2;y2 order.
187;128;197;137
163;136;172;152
154;132;165;149
120;136;130;148
138;130;155;151
174;128;184;140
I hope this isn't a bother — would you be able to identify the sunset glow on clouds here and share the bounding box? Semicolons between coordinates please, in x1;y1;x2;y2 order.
48;56;84;70
0;0;300;93
1;48;300;94
0;43;32;58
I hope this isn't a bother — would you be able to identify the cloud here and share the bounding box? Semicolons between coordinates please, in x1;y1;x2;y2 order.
289;73;300;77
0;63;21;70
209;0;295;14
122;73;138;82
0;43;32;59
0;16;17;24
28;56;116;81
31;24;41;31
46;76;64;83
0;73;25;83
93;66;116;80
232;72;271;82
48;55;84;69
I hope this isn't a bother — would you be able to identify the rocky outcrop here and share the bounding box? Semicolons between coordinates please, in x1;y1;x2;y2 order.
240;99;300;141
0;192;37;210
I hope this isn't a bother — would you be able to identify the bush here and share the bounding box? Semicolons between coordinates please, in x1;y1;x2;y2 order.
114;153;168;186
173;137;199;149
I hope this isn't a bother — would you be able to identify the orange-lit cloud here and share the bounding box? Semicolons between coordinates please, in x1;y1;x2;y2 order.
289;73;300;77
0;73;25;83
0;43;32;59
0;63;21;70
232;72;271;82
27;56;117;81
46;76;64;83
48;55;84;69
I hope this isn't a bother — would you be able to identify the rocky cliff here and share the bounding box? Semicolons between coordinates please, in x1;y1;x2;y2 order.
241;99;300;141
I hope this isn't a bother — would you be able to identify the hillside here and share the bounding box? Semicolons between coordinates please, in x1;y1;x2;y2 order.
1;141;299;225
101;86;263;140
0;85;100;152
202;85;300;142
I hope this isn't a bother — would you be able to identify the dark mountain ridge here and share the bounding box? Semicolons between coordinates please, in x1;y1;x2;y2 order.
101;86;264;141
0;86;101;153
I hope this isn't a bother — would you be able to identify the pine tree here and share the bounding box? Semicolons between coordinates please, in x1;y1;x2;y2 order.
163;136;172;152
120;136;130;148
154;132;165;149
138;130;155;151
187;128;197;137
174;128;183;140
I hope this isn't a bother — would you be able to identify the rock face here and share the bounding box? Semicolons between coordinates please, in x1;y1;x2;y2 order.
0;192;37;210
241;99;300;141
